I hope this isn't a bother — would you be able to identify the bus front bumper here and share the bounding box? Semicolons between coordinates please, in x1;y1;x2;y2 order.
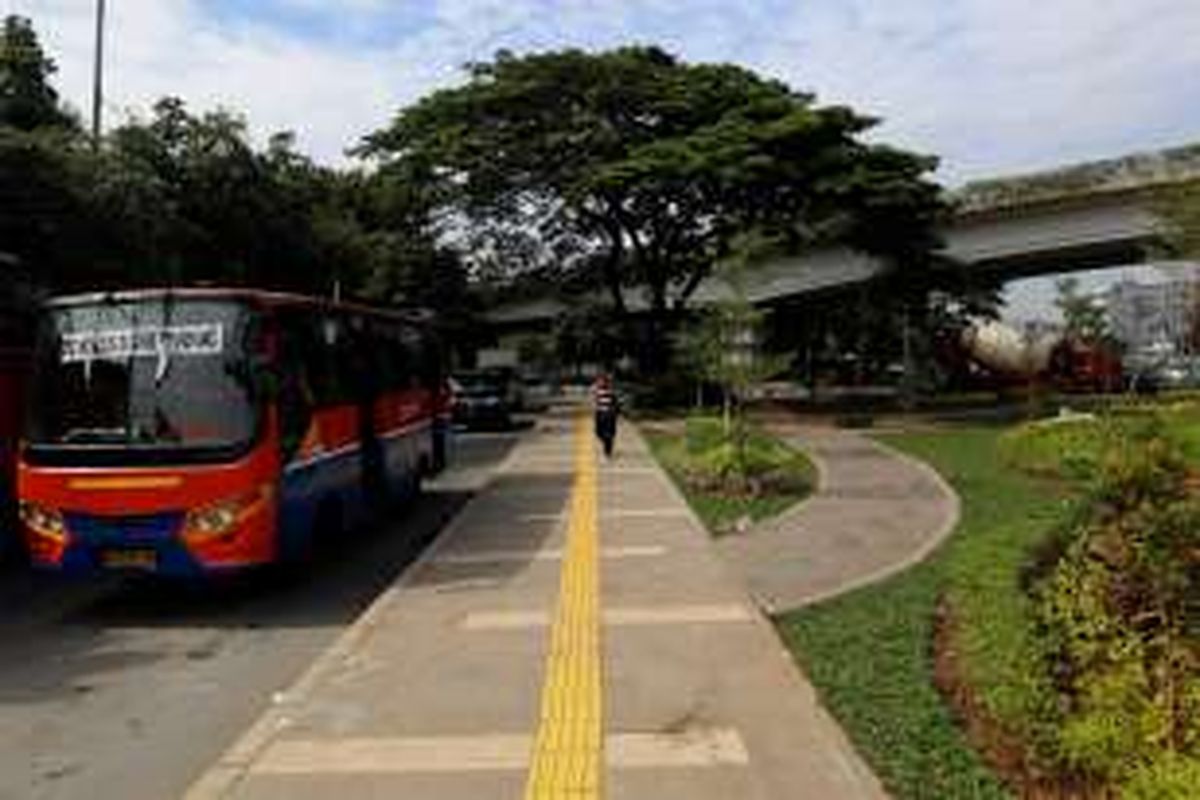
25;509;276;578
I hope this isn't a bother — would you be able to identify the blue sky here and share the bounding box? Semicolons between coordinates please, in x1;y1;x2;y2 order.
203;1;445;50
8;0;1200;318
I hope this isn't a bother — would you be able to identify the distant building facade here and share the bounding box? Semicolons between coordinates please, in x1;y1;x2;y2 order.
1104;266;1200;360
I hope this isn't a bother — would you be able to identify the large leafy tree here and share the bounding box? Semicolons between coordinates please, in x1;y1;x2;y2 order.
0;11;469;311
363;46;944;367
0;15;76;132
80;98;467;307
93;99;328;289
0;15;87;293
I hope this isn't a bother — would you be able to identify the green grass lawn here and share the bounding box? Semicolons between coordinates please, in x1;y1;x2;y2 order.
775;428;1076;800
642;419;816;535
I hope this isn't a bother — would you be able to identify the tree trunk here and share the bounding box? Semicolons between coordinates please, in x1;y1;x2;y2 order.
639;281;672;375
855;287;869;387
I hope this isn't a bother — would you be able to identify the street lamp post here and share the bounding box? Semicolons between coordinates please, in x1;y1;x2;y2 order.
91;0;106;148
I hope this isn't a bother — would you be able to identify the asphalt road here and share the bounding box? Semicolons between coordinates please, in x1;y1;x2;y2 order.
0;431;519;800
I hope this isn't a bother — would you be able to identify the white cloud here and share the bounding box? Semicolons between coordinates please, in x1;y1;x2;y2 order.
6;0;1200;179
754;0;1200;180
7;0;406;159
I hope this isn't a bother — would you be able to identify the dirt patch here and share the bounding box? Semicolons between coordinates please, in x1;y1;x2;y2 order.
933;598;1108;800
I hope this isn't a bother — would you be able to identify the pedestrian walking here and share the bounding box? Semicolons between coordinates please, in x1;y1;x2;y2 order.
592;372;618;458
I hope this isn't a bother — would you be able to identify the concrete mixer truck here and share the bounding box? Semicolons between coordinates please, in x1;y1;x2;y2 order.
948;320;1122;393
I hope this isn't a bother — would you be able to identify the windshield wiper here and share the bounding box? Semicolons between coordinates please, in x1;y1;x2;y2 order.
61;427;131;444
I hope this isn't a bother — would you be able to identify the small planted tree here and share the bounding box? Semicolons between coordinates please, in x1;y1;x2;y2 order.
1055;276;1115;347
676;262;788;492
683;297;765;433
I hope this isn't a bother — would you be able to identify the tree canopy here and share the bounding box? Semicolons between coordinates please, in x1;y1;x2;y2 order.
364;46;945;365
0;15;473;338
0;15;76;133
2;18;953;375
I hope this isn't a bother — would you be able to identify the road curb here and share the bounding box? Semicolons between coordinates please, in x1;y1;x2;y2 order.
181;437;530;800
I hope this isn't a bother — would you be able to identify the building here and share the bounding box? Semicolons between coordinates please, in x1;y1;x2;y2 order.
1104;265;1200;360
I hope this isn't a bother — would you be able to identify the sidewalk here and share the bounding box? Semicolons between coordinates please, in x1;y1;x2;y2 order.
185;412;885;800
717;425;960;613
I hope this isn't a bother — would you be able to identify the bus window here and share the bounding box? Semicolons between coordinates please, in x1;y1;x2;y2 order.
275;314;314;462
334;314;376;405
25;298;260;465
305;314;340;407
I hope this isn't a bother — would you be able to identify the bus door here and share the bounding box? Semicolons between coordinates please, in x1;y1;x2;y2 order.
350;321;385;509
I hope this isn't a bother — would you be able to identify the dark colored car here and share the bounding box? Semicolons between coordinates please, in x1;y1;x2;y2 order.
451;373;513;430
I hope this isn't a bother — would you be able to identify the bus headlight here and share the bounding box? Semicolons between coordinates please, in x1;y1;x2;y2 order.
183;484;274;542
19;501;67;542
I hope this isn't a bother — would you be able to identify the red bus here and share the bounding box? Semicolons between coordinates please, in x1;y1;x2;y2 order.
17;288;450;577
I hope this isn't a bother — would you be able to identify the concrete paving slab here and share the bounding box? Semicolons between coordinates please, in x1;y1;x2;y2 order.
597;427;887;800
233;771;528;800
184;412;887;800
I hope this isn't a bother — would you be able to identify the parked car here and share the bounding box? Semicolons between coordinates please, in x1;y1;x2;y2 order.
1124;356;1200;394
519;374;557;411
451;372;513;430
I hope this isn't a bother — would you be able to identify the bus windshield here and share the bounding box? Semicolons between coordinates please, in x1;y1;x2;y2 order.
25;298;261;465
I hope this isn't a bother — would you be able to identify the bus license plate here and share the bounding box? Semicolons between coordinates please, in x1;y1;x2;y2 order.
102;549;157;570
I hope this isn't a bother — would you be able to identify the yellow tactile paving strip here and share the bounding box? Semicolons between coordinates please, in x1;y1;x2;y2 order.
523;412;603;800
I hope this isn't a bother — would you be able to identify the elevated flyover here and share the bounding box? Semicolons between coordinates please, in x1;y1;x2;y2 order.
488;142;1200;327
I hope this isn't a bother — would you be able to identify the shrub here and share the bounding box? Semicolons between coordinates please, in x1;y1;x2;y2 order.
680;415;814;498
1121;752;1200;800
643;419;815;537
779;428;1056;799
1035;431;1200;786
